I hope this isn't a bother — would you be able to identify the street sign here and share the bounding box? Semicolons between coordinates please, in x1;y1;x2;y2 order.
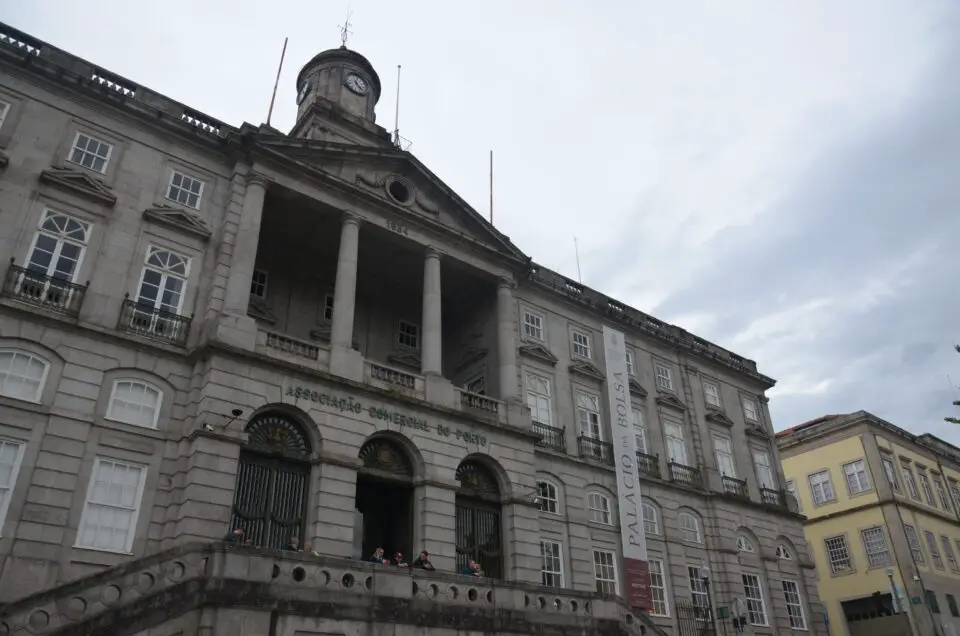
717;606;730;619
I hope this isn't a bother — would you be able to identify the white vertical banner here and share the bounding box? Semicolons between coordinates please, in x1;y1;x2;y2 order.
602;325;652;610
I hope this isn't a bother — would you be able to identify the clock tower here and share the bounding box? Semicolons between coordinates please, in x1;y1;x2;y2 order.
290;45;383;144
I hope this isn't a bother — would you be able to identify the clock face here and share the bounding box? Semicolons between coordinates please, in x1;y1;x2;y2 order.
344;73;369;96
296;81;312;105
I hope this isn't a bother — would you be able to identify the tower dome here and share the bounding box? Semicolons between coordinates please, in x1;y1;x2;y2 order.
293;45;381;127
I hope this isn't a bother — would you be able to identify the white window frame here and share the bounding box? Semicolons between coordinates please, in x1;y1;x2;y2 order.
576;391;602;440
523;310;544;341
924;530;944;569
776;544;793;560
679;511;702;543
323;293;335;321
934;477;951;510
663;417;687;465
587;492;612;525
642;500;660;535
0;349;50;403
918;471;936;506
166;170;205;209
741;573;769;626
625;350;635;376
860;526;891;568
741;396;760;422
540;539;564;587
753;449;776;490
781;579;808;630
0;100;10;131
881;456;901;492
593;549;619;595
250;269;268;300
106;380;163;429
536;480;559;514
633;407;648;454
525;373;553;426
654;363;673;391
648;558;669;616
26;209;91;284
904;524;924;564
0;438;26;538
843;459;871;495
940;535;958;572
824;535;853;573
135;245;191;315
737;535;756;553
571;329;591;359
68;131;113;173
713;434;737;478
75;457;147;553
808;469;836;505
702;381;722;408
902;466;920;500
397;319;419;349
687;565;710;609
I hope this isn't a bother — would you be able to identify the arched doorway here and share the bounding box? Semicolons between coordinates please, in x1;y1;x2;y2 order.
230;412;312;550
454;459;502;578
355;437;414;560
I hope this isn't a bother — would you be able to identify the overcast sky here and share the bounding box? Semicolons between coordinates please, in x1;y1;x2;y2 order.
5;1;959;442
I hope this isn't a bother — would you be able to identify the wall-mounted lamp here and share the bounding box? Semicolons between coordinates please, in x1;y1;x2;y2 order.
202;408;245;432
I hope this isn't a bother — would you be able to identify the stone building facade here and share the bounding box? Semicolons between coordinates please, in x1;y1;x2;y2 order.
0;20;823;636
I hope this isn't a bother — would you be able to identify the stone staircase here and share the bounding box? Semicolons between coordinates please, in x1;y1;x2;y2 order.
0;543;668;636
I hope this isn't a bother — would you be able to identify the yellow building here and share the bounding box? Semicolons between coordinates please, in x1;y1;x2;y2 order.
777;411;960;636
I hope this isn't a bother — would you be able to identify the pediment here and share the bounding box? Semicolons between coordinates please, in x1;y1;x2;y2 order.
247;298;276;324
39;166;117;207
705;408;734;428
252;137;527;263
518;343;558;366
655;391;687;412
388;350;422;371
142;204;212;240
628;379;647;398
569;360;605;382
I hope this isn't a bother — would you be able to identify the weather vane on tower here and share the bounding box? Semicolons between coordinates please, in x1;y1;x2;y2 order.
339;11;354;48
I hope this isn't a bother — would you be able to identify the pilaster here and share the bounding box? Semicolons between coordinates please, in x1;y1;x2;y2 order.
312;458;358;557
505;499;541;584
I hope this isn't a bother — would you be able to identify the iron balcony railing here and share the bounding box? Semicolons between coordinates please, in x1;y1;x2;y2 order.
636;451;661;479
668;461;703;489
2;262;87;316
761;487;788;509
721;475;750;499
577;436;614;466
533;422;565;453
117;296;191;346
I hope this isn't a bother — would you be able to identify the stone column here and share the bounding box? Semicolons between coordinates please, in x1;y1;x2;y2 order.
496;277;518;401
223;175;268;316
330;213;361;349
421;247;442;376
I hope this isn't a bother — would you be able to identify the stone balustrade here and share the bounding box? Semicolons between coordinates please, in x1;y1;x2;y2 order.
455;388;506;423
364;360;425;398
0;543;666;636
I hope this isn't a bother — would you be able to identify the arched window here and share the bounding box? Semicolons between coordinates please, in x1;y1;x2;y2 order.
587;492;612;525
737;535;756;553
107;380;162;428
679;511;702;543
27;210;90;282
231;412;312;550
356;437;415;561
455;459;502;579
642;500;660;535
776;544;793;560
537;480;559;514
0;349;49;402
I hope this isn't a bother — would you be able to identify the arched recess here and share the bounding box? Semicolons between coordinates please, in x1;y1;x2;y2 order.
230;410;314;550
455;458;503;579
355;434;417;560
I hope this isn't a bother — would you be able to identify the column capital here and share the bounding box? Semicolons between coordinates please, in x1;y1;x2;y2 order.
424;246;444;260
246;173;271;189
497;276;516;291
342;211;363;227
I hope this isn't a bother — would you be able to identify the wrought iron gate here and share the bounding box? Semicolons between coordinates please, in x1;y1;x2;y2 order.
230;451;309;550
455;499;502;578
676;600;716;636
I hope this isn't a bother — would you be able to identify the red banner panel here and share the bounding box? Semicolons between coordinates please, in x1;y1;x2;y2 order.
623;558;653;611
